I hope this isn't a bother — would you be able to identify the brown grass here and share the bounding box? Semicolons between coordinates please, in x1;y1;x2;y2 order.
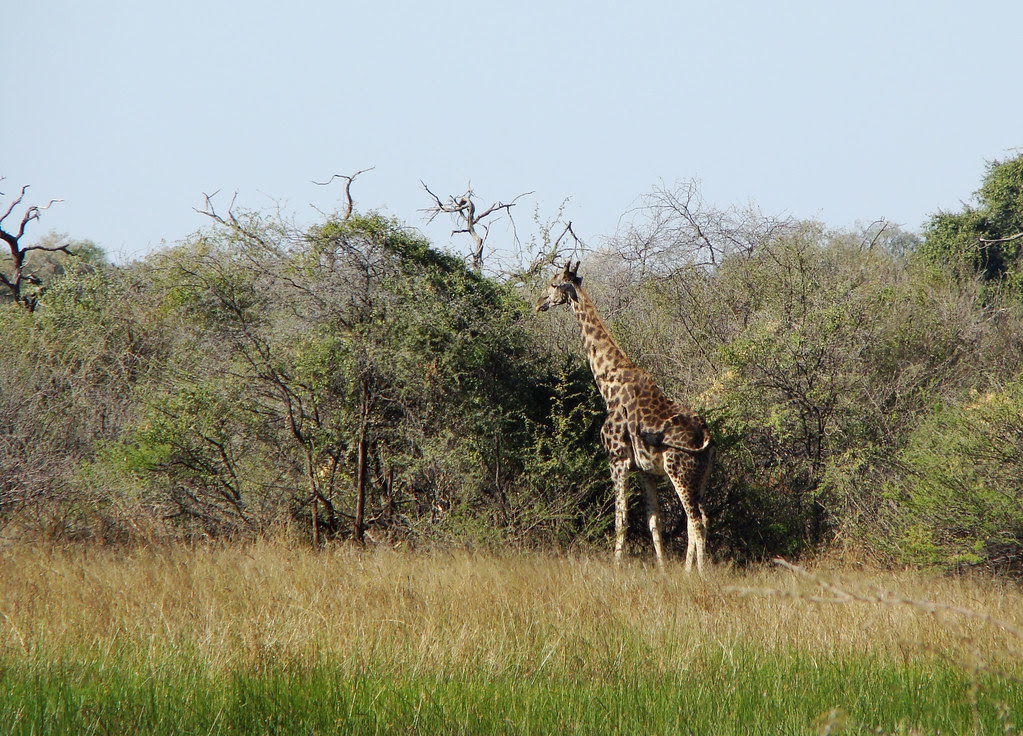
1;540;1020;680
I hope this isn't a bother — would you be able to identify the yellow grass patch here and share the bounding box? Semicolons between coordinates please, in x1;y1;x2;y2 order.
2;540;1019;681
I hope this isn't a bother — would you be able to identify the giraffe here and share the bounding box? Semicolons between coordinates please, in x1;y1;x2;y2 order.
536;261;714;572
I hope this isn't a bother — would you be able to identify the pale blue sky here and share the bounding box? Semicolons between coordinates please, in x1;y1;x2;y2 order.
4;1;1021;262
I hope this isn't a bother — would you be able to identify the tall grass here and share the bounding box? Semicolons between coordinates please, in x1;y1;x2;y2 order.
1;541;1020;734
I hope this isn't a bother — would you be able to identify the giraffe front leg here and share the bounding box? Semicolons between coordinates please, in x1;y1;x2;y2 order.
637;473;665;570
690;449;713;573
609;459;630;564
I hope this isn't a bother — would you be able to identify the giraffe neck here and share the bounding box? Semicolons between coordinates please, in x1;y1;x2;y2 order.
569;285;636;397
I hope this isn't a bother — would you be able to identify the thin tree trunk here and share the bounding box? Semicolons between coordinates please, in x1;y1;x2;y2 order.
353;381;369;543
312;492;319;546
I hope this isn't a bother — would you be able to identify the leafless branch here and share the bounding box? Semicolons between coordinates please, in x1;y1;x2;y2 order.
312;167;374;221
21;239;74;257
420;182;532;273
197;190;240;227
196;191;279;253
554;220;584;251
862;219;890;250
611;179;796;277
0;184;29;230
516;220;587;281
979;231;1023;245
0;182;69;311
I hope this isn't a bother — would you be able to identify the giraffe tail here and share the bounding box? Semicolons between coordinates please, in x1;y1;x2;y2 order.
660;426;713;454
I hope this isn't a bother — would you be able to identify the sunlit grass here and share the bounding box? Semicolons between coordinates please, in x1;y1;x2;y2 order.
1;541;1020;734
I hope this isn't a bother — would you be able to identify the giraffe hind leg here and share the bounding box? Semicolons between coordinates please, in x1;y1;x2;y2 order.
694;447;714;569
667;452;709;574
637;472;665;570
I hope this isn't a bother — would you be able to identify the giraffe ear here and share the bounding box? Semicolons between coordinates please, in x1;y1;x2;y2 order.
569;260;582;284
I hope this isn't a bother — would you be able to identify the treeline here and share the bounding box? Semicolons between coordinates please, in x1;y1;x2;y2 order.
3;157;1023;573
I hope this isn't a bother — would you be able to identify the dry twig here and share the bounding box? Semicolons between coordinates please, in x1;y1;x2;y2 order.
724;557;1023;641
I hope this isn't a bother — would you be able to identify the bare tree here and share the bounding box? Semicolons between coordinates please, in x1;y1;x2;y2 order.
0;183;72;311
613;179;794;275
421;182;531;273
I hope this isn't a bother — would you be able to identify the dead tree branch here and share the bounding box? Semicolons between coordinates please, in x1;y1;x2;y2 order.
312;167;374;221
725;558;1023;641
196;191;277;253
0;182;71;312
862;219;890;250
517;220;586;281
420;182;532;273
979;231;1023;245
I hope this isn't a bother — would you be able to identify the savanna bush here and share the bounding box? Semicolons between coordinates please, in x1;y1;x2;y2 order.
72;209;611;548
0;263;170;541
889;378;1023;572
7;168;1023;571
589;200;1023;563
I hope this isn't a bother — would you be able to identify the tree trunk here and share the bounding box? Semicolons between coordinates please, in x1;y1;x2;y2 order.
353;381;369;543
312;492;319;546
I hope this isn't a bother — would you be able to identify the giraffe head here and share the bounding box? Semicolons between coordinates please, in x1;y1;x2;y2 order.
535;261;582;312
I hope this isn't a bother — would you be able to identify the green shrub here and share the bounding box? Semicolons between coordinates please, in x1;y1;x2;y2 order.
890;379;1023;572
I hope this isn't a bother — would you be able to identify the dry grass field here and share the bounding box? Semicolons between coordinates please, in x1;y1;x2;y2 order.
1;540;1020;734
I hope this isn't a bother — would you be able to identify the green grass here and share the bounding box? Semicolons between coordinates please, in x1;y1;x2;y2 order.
1;542;1020;734
2;647;1018;735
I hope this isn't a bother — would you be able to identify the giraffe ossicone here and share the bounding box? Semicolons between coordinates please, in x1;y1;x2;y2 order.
536;260;714;572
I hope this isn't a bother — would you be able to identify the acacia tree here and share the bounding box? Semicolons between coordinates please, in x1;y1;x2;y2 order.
0;183;74;312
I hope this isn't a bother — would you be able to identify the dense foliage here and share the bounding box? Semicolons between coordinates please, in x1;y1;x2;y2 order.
920;155;1023;289
3;155;1023;573
2;209;607;549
